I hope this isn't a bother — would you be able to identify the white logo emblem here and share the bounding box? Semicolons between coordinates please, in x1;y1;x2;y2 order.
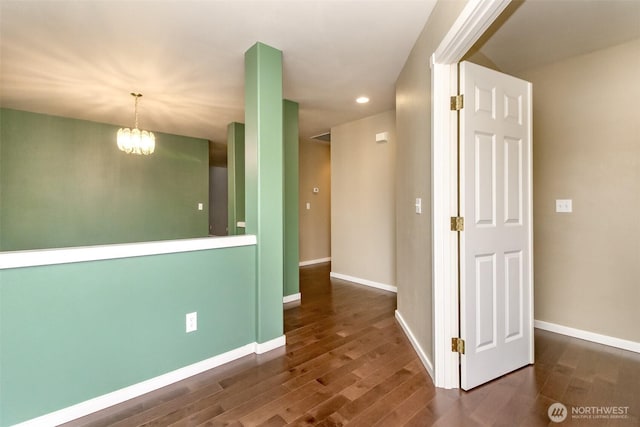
548;402;568;423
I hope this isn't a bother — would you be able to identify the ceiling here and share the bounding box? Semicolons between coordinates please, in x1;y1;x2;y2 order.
471;0;640;74
0;0;437;143
2;1;639;146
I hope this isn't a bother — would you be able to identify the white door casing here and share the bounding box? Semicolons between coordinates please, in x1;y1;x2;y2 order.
459;61;533;390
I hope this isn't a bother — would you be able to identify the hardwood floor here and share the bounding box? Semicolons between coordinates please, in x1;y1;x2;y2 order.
64;263;640;426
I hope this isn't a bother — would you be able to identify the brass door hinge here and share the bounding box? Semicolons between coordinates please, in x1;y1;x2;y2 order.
451;216;464;232
450;95;464;111
451;337;465;354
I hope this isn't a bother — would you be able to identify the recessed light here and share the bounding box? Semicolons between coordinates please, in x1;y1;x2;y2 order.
356;96;369;104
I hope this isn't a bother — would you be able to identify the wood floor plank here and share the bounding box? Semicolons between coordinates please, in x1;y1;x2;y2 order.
195;385;293;426
60;263;640;427
374;386;436;426
279;374;361;423
345;373;429;427
539;369;572;402
421;392;459;424
257;414;288;427
468;383;515;425
491;392;537;427
166;403;225;427
336;367;414;420
105;382;225;427
288;394;351;426
340;349;417;402
282;339;394;392
402;405;437;427
238;380;323;426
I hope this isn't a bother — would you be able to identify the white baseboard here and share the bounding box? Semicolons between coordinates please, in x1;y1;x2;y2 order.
283;293;301;303
299;257;331;267
14;338;286;427
330;271;397;293
535;320;640;354
395;310;435;381
255;335;287;354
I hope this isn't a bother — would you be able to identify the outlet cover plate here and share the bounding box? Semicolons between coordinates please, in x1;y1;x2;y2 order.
556;199;572;213
186;312;197;333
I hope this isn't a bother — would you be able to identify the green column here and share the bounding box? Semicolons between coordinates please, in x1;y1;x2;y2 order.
283;100;300;298
227;122;245;235
245;42;284;343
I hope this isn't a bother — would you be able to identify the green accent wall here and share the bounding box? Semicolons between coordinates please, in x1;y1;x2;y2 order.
0;40;293;426
244;43;284;343
0;245;256;426
283;100;300;297
227;122;245;235
0;108;209;251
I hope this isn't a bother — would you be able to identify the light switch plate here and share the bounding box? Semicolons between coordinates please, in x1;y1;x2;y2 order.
556;199;572;213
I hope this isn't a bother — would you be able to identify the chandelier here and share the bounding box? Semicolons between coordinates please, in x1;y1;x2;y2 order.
117;93;155;155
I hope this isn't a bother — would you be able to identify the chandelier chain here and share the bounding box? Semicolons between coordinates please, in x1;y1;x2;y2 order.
131;92;142;129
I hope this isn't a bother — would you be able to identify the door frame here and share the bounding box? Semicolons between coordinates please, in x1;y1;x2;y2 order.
430;0;512;389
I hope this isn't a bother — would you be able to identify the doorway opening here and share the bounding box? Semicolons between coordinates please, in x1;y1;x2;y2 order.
430;0;513;389
209;140;229;236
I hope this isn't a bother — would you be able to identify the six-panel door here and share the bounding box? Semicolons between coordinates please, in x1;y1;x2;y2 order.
459;61;533;390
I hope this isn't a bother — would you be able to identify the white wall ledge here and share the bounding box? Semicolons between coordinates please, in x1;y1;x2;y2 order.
0;235;257;270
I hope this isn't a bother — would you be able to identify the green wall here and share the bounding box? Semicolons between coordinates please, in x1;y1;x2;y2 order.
227;122;245;235
0;41;290;426
0;108;209;251
0;245;256;426
227;104;298;298
245;43;284;343
283;100;300;297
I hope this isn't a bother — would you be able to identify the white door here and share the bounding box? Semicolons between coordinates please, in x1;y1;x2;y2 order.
459;61;533;390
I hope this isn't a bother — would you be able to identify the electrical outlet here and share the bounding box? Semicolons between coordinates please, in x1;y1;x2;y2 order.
555;199;572;213
186;312;197;333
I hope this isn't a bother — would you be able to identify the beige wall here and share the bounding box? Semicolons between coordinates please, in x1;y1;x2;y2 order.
331;111;396;286
299;138;331;263
518;38;640;342
395;0;468;362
